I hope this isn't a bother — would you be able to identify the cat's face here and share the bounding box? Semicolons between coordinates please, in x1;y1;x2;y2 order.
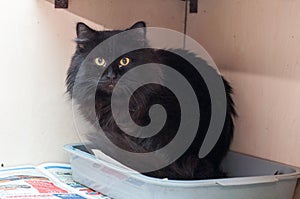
72;21;152;96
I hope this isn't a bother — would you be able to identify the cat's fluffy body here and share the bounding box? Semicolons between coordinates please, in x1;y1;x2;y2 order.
66;22;236;180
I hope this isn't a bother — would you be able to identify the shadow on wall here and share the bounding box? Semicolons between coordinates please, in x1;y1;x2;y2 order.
187;0;300;80
45;0;185;32
46;0;300;80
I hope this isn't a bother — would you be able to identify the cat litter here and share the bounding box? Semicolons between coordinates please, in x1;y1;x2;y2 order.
64;143;300;199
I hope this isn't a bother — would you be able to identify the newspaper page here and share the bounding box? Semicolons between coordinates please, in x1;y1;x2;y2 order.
0;165;86;198
38;163;111;199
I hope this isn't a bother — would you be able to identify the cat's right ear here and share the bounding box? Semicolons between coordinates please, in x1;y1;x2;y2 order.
75;23;96;50
76;22;96;40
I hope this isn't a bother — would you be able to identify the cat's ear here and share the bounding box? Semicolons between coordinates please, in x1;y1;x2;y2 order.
76;22;96;51
129;21;146;41
130;21;146;29
76;22;96;41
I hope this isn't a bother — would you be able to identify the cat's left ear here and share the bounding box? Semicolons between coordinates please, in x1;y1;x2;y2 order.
129;21;146;40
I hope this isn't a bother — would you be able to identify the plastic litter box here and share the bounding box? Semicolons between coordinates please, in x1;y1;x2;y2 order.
64;143;300;199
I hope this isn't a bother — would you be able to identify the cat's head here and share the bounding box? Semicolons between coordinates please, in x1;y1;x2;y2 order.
67;21;162;98
75;21;147;54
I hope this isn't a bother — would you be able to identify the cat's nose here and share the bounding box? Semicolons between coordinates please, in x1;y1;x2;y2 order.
106;68;117;80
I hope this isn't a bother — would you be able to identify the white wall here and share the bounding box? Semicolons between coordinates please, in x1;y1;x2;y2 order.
0;1;103;166
0;0;185;167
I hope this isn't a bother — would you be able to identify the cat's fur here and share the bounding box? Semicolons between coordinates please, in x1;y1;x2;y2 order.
66;21;236;180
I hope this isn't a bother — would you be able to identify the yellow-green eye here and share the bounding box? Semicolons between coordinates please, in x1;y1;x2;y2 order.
95;57;106;67
119;57;130;67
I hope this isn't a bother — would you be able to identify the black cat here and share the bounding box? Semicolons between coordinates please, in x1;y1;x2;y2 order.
66;21;236;180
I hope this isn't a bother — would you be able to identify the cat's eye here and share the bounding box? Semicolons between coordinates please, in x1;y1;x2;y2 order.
95;57;106;67
119;57;130;67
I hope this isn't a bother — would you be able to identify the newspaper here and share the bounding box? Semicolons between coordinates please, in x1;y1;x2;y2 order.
0;163;111;199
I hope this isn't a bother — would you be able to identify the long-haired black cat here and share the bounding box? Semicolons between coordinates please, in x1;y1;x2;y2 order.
66;21;236;180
